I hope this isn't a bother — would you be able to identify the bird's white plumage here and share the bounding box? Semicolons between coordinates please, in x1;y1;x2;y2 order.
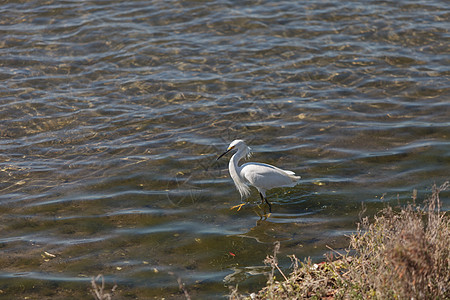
219;140;300;202
241;162;299;195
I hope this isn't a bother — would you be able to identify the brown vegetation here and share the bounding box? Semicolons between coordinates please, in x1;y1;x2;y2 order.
91;274;117;300
232;182;449;300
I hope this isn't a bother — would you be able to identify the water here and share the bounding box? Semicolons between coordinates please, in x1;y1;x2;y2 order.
1;0;449;298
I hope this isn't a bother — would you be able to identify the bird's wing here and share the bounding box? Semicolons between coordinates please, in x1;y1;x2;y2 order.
240;162;300;191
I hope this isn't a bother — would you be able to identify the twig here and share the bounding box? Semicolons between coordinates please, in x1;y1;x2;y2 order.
91;274;117;300
177;277;191;300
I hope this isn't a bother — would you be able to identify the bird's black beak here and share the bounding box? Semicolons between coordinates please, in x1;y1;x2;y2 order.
217;147;233;160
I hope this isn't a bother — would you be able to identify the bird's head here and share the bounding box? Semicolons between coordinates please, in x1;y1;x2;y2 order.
217;140;251;160
228;139;246;150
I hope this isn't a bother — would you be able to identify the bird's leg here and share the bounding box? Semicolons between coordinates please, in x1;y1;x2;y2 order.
230;203;246;211
265;198;272;213
260;193;272;213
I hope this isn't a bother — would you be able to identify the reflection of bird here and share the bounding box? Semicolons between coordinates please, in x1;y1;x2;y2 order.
217;140;300;212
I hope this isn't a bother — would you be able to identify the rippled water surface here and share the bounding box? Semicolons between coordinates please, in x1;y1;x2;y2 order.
1;0;449;298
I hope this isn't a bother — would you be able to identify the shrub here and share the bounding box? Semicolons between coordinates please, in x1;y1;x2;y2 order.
233;182;449;300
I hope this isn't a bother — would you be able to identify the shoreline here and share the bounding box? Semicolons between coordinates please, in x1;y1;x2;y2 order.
230;182;449;300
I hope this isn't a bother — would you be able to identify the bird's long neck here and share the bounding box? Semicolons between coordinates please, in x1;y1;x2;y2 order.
229;152;242;181
228;148;251;198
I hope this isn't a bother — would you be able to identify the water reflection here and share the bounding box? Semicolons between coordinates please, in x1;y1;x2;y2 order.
0;0;448;298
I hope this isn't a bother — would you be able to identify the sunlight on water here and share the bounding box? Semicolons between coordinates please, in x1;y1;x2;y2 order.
0;0;448;298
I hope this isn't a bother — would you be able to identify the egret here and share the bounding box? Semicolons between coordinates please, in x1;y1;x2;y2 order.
217;140;300;212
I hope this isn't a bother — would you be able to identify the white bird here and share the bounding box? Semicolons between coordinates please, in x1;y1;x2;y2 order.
217;139;300;212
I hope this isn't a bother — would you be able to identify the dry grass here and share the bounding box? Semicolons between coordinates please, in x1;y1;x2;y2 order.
89;272;192;299
231;182;449;300
91;274;117;300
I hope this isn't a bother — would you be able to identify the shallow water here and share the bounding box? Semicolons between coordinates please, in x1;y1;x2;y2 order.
0;0;449;298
